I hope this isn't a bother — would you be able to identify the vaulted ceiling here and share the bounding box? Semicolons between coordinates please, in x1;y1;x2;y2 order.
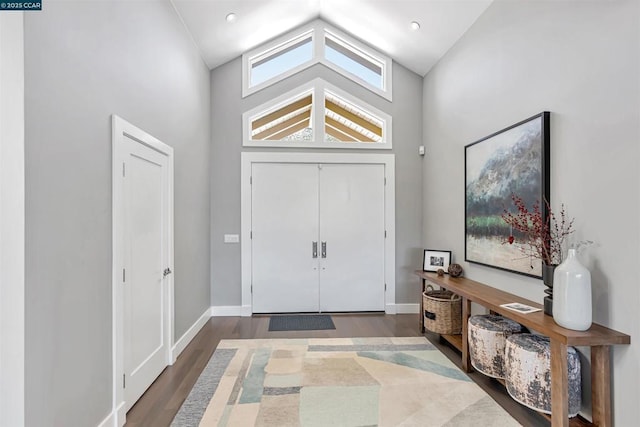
171;0;493;76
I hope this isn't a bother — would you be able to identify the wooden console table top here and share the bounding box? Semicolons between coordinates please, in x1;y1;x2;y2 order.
415;271;630;347
414;270;631;427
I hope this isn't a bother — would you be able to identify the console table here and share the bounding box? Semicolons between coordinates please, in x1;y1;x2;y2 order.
415;270;630;427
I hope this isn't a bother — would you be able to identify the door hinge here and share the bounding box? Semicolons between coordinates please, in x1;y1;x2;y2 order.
384;177;386;185
123;374;126;388
250;176;252;185
385;283;387;291
384;230;387;238
122;162;126;177
250;231;252;239
251;285;253;293
123;268;126;283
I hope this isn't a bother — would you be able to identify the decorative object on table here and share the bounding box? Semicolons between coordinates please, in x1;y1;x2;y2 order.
468;314;526;379
465;112;550;278
448;263;463;277
422;249;452;272
436;268;445;276
553;246;592;330
423;284;462;334
505;334;581;417
501;195;580;316
500;302;542;314
541;263;556;314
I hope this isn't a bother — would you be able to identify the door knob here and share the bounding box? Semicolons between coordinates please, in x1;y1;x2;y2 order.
321;242;327;258
312;241;318;258
163;268;172;277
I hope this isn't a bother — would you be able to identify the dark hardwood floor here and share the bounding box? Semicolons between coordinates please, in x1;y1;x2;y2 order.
125;313;548;427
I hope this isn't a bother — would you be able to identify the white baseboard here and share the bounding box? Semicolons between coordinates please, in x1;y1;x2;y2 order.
171;307;212;363
212;305;245;316
97;401;125;427
390;303;420;314
241;305;252;317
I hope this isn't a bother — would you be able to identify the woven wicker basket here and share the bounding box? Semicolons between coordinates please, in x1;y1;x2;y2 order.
423;284;462;334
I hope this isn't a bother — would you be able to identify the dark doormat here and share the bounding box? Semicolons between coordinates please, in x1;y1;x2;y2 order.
268;314;336;331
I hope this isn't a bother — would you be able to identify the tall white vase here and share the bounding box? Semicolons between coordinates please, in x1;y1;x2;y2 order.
553;248;592;331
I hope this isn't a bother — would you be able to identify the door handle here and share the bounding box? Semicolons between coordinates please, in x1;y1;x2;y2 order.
321;242;327;258
163;267;172;277
312;241;318;258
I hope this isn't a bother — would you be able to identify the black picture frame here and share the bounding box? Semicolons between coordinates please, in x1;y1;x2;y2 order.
423;249;452;272
464;112;550;278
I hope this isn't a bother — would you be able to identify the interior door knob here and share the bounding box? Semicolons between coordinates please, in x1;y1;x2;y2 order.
163;268;172;277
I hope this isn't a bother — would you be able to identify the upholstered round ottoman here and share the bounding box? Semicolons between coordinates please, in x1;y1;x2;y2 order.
505;334;581;416
468;314;526;379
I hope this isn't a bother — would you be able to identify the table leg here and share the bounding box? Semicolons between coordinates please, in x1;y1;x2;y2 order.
550;339;569;427
461;297;472;373
420;278;425;333
591;345;612;427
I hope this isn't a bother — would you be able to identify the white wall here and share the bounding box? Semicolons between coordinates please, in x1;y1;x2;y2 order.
210;58;424;309
23;1;211;425
0;12;25;427
422;0;639;423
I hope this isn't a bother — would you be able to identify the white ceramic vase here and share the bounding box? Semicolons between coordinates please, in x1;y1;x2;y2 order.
552;248;592;331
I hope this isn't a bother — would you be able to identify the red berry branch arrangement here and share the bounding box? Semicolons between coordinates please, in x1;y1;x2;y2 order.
501;194;574;266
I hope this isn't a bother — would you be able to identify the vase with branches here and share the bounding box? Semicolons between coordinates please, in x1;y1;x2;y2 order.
501;194;575;315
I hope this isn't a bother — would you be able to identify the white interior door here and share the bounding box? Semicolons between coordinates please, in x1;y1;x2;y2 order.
319;164;385;311
251;163;320;313
122;135;171;410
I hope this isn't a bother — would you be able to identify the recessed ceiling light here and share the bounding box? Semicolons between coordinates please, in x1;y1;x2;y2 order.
225;13;237;23
410;21;421;31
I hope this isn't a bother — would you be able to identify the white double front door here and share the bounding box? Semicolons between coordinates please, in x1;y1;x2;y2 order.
251;162;385;313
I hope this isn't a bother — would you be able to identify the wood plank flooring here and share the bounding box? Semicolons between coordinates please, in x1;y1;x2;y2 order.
125;313;549;427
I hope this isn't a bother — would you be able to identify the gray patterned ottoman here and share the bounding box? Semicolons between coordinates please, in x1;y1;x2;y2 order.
505;333;582;416
468;314;525;379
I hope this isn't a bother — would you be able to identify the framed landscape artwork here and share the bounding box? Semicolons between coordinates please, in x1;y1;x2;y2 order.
464;112;550;278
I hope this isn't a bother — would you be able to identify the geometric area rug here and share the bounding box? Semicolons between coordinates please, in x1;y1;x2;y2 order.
171;337;521;426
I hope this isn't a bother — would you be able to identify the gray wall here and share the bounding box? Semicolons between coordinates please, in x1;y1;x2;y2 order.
211;60;423;307
24;1;211;425
422;0;639;423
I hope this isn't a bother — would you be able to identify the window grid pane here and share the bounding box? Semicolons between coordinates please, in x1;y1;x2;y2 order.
250;35;313;87
324;34;383;89
251;94;314;141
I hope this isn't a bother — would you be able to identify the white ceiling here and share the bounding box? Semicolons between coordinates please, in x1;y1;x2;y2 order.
171;0;493;77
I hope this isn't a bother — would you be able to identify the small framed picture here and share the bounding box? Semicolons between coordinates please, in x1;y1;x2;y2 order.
422;249;452;272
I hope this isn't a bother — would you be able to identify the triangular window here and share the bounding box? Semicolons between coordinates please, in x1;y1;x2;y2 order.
242;20;392;100
243;79;391;149
250;91;313;141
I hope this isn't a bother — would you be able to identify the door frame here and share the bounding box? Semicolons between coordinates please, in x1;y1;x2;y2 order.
111;115;174;423
0;12;25;426
241;152;396;315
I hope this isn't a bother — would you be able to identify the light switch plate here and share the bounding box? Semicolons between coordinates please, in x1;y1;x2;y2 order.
224;234;239;243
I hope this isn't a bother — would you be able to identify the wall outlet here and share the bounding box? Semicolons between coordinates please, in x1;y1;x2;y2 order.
418;145;425;156
224;234;239;243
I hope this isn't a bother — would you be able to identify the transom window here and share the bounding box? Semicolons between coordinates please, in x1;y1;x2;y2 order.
324;92;383;143
242;20;392;100
323;32;385;91
250;91;314;141
249;31;314;87
243;79;391;149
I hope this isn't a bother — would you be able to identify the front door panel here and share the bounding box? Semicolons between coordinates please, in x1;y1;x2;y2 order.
252;163;320;313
